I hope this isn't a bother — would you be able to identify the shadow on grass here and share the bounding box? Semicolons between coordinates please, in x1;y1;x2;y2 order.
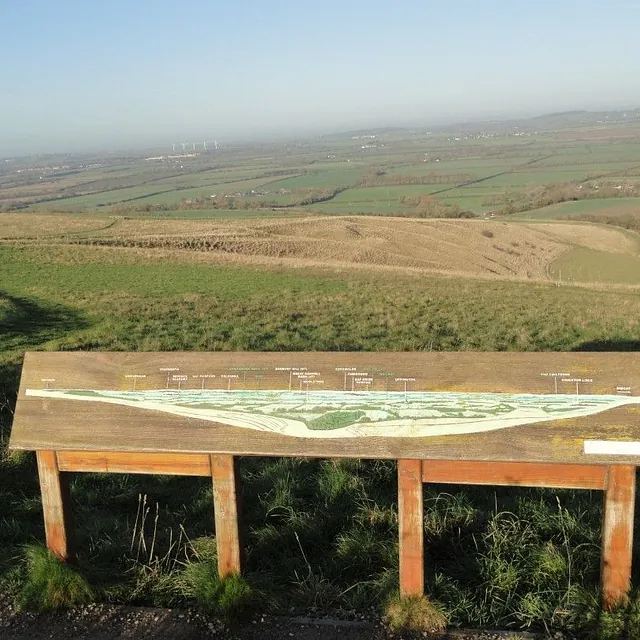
572;339;640;352
0;290;89;353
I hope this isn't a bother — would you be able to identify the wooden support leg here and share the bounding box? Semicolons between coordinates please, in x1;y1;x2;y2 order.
36;450;73;562
398;459;424;597
601;465;636;610
211;455;242;577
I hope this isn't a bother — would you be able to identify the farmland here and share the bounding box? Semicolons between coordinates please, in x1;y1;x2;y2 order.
4;112;640;222
2;113;640;635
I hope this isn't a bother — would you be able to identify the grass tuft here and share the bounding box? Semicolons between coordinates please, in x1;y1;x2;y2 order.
17;544;94;612
384;593;448;634
182;561;255;620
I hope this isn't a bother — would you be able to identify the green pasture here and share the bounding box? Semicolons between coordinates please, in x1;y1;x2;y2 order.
0;245;346;302
388;159;532;176
431;185;511;198
480;170;596;187
332;185;444;202
532;160;638;173
266;169;364;190
28;185;177;210
549;247;640;285
512;198;640;220
125;187;222;206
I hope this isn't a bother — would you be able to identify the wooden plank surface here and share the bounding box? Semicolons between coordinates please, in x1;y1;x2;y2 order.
56;451;211;476
36;450;73;561
398;459;424;596
422;460;608;489
211;455;243;577
10;352;640;463
601;465;636;609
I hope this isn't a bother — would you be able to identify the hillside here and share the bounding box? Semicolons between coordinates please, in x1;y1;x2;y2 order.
6;214;635;285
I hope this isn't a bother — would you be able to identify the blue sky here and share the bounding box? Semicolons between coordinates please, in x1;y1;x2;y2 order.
1;0;639;154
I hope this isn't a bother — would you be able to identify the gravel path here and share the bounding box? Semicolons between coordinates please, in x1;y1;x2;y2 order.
0;597;560;640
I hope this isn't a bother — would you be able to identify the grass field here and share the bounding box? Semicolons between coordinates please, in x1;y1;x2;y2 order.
550;247;640;285
0;245;347;300
514;198;640;220
2;233;640;636
265;169;364;190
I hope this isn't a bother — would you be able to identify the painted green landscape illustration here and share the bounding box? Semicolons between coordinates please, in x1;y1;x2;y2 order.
25;388;640;438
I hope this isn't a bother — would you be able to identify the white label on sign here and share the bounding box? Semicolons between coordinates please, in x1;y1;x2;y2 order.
584;441;640;456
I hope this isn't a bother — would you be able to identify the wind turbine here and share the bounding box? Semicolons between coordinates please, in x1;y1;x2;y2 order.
181;142;186;152
203;141;207;151
192;142;196;151
172;142;176;153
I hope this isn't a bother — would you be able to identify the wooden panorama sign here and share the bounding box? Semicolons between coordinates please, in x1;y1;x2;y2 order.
10;352;640;464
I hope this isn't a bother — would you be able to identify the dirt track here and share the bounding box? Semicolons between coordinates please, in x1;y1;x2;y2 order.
0;596;549;640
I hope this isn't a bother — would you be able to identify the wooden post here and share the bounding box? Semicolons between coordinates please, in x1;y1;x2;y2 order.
211;454;242;577
601;465;636;610
36;450;73;562
398;459;424;597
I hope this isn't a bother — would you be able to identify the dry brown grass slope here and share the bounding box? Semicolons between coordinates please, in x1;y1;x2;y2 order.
4;214;638;284
76;216;576;279
0;213;113;238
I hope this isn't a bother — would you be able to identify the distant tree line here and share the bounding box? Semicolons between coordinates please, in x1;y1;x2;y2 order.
569;213;640;233
403;196;475;218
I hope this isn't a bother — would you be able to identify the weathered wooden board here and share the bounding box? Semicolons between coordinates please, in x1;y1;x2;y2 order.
601;465;636;607
10;352;640;463
398;459;424;596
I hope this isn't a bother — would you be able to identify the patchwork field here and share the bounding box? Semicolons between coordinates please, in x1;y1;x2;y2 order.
5;121;640;222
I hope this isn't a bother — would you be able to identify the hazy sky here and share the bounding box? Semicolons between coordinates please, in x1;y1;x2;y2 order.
2;0;639;154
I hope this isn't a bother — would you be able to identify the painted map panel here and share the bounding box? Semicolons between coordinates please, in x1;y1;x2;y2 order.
10;352;640;463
